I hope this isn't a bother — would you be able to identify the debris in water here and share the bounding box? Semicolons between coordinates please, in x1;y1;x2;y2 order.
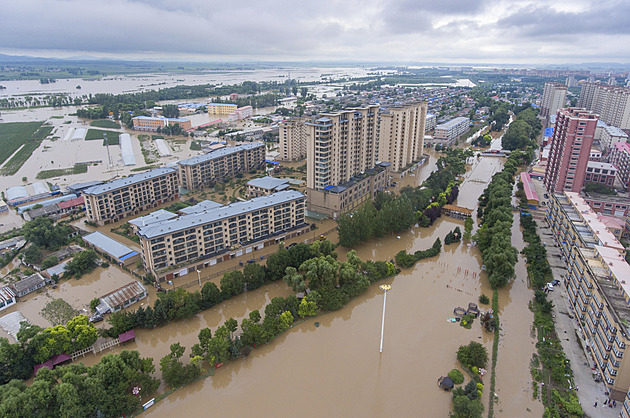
314;322;320;327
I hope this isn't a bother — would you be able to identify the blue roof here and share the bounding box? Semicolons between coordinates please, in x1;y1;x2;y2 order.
323;185;334;190
544;128;553;137
265;160;279;165
119;251;139;261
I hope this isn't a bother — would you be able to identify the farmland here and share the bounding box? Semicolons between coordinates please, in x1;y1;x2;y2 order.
85;129;121;145
0;121;44;164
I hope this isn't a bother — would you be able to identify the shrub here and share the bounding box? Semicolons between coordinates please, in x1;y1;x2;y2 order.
478;294;489;305
448;369;465;385
457;341;488;369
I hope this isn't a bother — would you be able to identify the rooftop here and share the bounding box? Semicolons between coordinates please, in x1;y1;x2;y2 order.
247;176;290;190
11;273;45;293
57;196;85;210
83;232;137;259
520;172;539;202
436;117;470;129
177;142;264;167
83;167;177;196
138;190;305;239
179;200;224;215
100;281;147;309
128;209;178;228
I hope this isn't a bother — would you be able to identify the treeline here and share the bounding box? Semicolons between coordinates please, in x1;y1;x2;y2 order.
395;238;442;268
106;240;339;336
0;350;159;417
210;93;282;109
338;148;472;248
159;249;397;388
0;315;98;385
501;104;541;151
474;153;520;289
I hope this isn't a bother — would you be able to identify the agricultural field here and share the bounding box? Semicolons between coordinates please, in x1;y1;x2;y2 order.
36;163;88;179
0;121;44;164
90;119;120;129
85;129;121;145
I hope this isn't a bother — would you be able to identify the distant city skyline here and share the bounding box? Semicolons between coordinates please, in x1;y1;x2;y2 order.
2;0;630;64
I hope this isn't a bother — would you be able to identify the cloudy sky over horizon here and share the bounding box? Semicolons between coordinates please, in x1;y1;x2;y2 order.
2;0;629;63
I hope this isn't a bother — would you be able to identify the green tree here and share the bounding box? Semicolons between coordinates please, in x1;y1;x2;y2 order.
22;245;42;265
457;341;488;369
65;250;98;278
297;296;318;318
159;343;200;388
243;263;265;290
220;270;245;298
161;104;180;118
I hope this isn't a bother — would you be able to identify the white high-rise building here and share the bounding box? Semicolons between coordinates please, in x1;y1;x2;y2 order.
541;82;568;118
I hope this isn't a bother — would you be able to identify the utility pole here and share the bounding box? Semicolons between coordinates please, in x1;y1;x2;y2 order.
104;132;112;167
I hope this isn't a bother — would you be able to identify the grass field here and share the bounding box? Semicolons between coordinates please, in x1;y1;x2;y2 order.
0;121;44;164
131;164;159;172
36;164;88;179
90;119;120;129
85;129;121;145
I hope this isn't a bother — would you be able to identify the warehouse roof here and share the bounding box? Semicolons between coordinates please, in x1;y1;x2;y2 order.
138;190;305;239
177;142;263;166
83;232;137;259
100;281;147;310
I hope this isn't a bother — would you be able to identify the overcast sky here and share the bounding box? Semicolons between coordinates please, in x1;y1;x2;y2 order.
1;0;629;64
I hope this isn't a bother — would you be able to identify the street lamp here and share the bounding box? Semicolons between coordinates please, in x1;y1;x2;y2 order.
379;284;391;353
197;269;202;288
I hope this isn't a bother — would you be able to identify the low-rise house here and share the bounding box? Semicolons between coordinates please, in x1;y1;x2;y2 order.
0;287;16;312
11;273;46;298
83;232;140;266
96;281;148;314
247;176;291;197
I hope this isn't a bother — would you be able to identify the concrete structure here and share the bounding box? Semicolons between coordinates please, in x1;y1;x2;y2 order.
227;106;253;121
540;82;568;118
83;232;140;266
177;142;265;191
247;176;291;197
609;143;630;190
585;161;618;187
83;168;179;225
207;103;238;116
96;281;148;314
544;108;598;193
596;121;628;152
377;102;427;173
11;273;46;298
582;192;630;217
579;83;630;129
137;190;307;276
425;113;437;132
0;287;16;312
307;162;391;218
434;117;470;142
278;118;307;162
132;116;192;132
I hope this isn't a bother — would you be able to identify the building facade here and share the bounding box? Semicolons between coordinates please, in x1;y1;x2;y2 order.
178;142;265;191
132;116;192;131
377;102;427;173
584;161;618;187
278;117;307;161
540;82;568;118
136;191;307;277
609;143;630;190
582;194;630;217
425;113;437;132
544;108;598;193
596;121;628;152
84;168;179;225
578;83;630;129
247;176;290;197
207;103;238;115
434;117;470;141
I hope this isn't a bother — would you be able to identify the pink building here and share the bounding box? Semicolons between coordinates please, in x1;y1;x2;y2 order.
544;108;598;193
609;142;630;190
584;161;617;187
582;195;630;217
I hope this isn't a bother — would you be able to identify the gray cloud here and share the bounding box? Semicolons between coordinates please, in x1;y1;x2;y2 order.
1;0;629;63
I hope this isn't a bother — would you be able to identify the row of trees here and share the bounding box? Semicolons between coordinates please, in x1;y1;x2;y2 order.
474;153;520;288
501;104;541;151
338;148;472;248
395;238;442;268
0;315;98;384
105;240;337;336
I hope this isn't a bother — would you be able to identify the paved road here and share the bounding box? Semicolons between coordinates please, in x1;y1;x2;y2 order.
530;179;621;417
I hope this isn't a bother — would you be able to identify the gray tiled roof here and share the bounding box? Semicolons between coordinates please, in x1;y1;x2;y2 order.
128;209;178;227
177;142;264;166
179;200;224;215
138;190;305;239
83;168;177;196
247;176;289;190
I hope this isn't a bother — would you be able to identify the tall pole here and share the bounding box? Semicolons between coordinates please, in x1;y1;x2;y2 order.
379;284;391;353
197;269;202;288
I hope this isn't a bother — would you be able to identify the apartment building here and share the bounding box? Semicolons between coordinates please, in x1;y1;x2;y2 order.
425;113;437;132
578;83;630;129
585;161;618;187
544;108;598;193
278;117;307;161
226;106;253;121
247;176;290;197
84;168;179;225
582;193;630;217
132;116;192;131
377;102;427;173
207;103;238;116
136;190;307;278
540;82;568;118
306;106;379;191
609;143;630;190
178;142;265;191
434;117;470;141
596;121;628;152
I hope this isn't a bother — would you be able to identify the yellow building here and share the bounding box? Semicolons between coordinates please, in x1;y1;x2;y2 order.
136;191;308;279
177;142;265;191
84;168;179;225
207;103;238;116
278;117;307;162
